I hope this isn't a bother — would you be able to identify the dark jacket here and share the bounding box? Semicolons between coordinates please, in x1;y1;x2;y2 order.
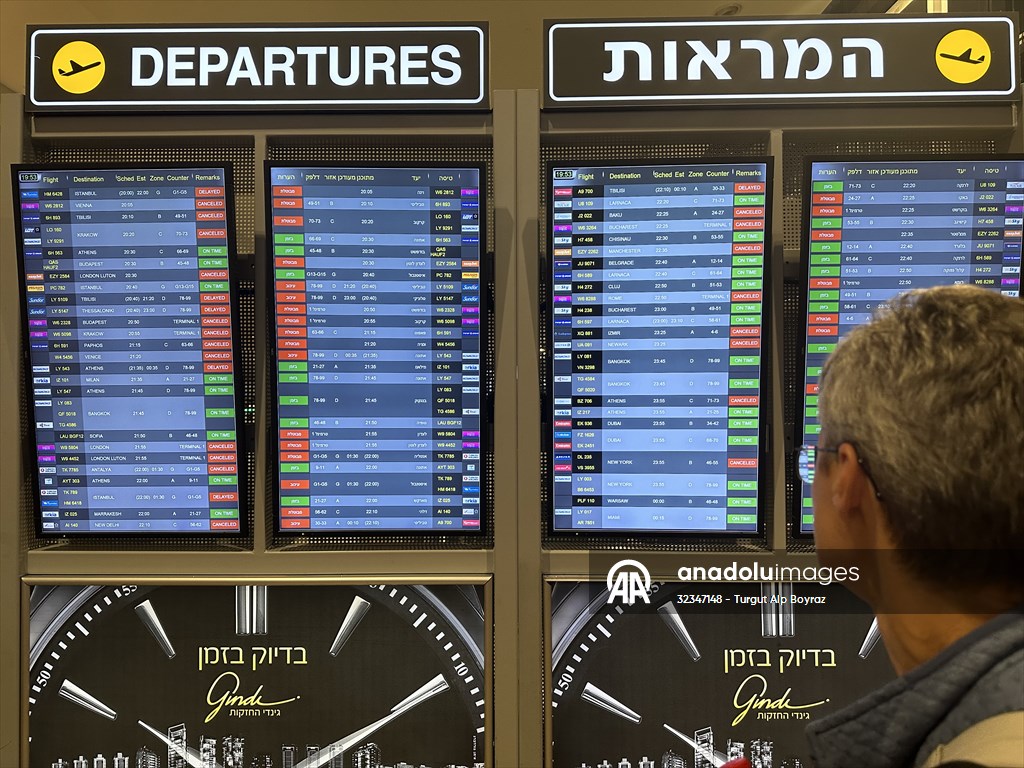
805;608;1024;768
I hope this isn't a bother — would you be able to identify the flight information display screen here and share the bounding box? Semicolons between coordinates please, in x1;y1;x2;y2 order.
546;160;771;534
798;156;1023;534
269;164;486;533
14;165;243;534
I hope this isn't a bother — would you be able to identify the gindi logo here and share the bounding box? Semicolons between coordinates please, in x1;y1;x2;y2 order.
934;29;992;84
51;40;106;94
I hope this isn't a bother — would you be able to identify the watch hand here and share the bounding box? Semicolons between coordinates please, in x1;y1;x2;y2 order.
56;680;214;767
329;596;371;656
138;719;219;768
57;679;117;720
859;617;881;659
580;682;642;724
657;602;701;661
664;722;727;767
294;673;449;768
135;600;176;659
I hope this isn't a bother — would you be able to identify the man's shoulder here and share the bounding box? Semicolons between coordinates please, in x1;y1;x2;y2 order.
916;625;1024;767
920;711;1024;768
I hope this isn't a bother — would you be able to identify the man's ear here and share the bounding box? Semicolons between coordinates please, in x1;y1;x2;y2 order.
830;443;889;547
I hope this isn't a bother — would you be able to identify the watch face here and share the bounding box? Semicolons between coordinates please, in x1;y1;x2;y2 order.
29;583;486;768
550;581;894;768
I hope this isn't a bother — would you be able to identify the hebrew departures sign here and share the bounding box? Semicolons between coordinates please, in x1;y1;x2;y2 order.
545;15;1018;107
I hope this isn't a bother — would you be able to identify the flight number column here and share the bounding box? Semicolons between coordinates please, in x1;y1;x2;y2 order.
566;180;602;528
23;183;74;527
970;172;1020;296
431;182;469;529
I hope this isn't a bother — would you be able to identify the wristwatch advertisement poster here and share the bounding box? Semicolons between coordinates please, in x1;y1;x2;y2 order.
28;582;487;768
550;581;894;768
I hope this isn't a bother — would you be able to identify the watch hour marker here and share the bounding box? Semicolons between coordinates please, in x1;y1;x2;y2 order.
657;602;701;661
235;585;268;636
58;679;117;721
135;599;176;659
859;617;881;659
760;582;796;638
329;596;371;656
581;682;642;724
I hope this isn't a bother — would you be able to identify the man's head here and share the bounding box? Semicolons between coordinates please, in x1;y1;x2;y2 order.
813;285;1023;595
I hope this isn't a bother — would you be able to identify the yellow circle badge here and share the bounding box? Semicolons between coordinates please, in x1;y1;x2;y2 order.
935;29;991;84
51;41;106;94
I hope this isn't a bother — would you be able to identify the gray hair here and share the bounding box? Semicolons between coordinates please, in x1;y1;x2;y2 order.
818;285;1023;587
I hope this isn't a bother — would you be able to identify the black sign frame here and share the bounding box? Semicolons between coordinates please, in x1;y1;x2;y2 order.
545;14;1019;108
28;23;489;113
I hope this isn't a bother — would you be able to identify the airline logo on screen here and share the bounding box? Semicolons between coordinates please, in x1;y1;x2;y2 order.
546;15;1018;106
28;25;488;111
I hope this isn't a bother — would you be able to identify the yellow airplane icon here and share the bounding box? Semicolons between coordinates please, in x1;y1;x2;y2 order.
939;48;986;65
58;59;102;77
